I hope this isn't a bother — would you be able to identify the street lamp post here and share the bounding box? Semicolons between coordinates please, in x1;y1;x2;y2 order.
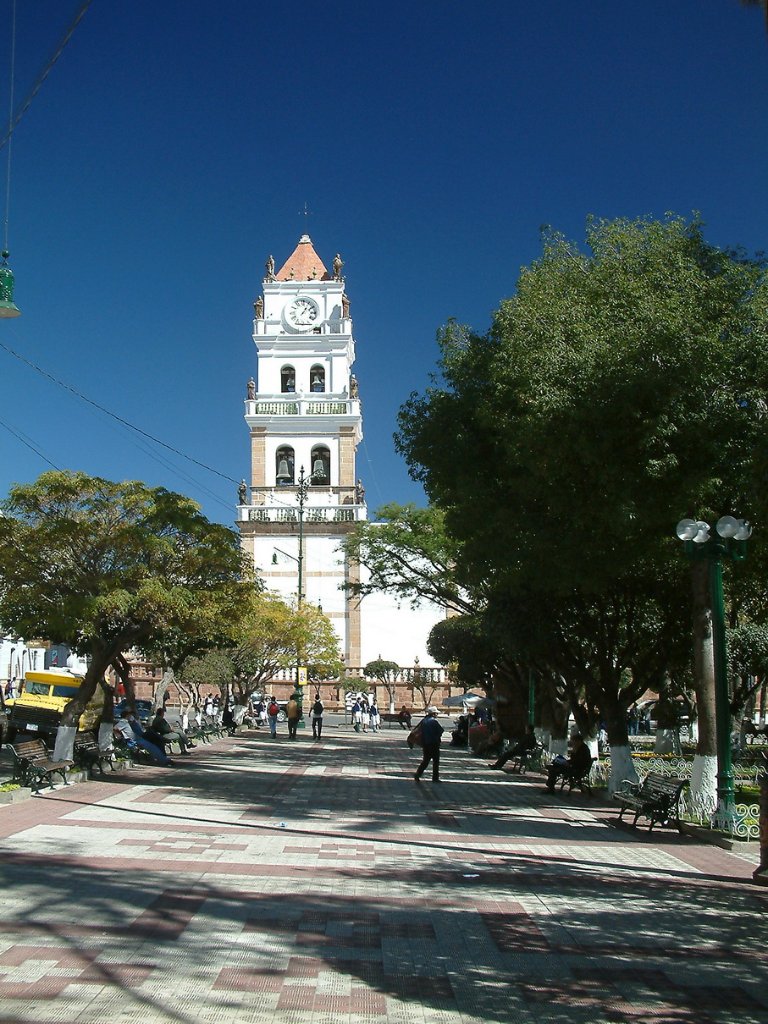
676;515;752;829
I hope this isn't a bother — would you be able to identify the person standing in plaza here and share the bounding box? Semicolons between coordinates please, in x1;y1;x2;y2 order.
414;707;444;783
286;692;301;740
368;700;380;733
311;693;324;739
352;698;362;732
267;696;280;738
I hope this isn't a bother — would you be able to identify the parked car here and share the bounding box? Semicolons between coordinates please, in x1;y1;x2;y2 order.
115;699;154;724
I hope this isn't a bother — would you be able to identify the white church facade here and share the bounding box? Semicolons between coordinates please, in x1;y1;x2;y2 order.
235;235;446;692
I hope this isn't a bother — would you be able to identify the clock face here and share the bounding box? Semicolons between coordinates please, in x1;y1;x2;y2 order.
285;296;320;328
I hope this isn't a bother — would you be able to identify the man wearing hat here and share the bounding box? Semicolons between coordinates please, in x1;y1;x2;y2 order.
414;707;444;783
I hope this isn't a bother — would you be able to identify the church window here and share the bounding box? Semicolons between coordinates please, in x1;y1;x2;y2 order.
281;365;296;393
310;364;325;393
310;445;330;484
276;446;295;486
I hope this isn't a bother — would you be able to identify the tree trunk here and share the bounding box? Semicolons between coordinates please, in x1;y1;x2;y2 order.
655;729;678;754
54;655;108;760
112;654;136;706
603;698;638;793
690;559;717;815
154;667;175;710
540;680;569;754
385;683;396;714
491;666;528;740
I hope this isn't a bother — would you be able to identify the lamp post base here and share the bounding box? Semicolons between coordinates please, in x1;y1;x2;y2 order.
753;774;768;885
711;800;739;834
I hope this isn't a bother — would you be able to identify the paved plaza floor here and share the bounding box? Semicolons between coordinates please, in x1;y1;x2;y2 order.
0;721;765;1024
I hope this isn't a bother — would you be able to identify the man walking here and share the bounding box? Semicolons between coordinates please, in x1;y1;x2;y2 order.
311;693;324;739
414;706;444;783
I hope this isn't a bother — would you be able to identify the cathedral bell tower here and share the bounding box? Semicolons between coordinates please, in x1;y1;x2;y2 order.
236;235;365;665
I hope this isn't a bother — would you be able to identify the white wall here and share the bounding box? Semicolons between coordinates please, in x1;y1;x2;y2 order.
358;590;443;667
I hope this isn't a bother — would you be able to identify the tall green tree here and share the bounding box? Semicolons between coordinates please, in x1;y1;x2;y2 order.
0;471;249;757
183;594;342;707
362;658;401;713
343;503;475;615
397;215;768;797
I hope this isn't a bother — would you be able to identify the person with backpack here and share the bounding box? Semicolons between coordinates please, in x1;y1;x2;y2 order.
267;697;280;738
311;693;324;739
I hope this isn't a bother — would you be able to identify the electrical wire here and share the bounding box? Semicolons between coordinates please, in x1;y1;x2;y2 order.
360;435;385;509
0;414;59;470
0;337;240;485
0;1;92;154
3;0;17;252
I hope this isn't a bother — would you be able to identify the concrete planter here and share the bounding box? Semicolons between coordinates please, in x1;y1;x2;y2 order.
0;787;33;805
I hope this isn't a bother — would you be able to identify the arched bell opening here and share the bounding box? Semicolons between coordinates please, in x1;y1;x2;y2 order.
275;446;295;486
310;445;330;485
280;365;296;393
310;364;325;393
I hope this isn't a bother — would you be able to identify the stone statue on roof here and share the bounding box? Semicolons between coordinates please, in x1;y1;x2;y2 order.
253;295;264;318
247;377;256;400
265;255;275;281
342;292;350;317
238;480;247;505
333;253;344;281
349;374;359;398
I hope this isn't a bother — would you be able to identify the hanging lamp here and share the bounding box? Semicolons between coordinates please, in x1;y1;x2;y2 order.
0;251;20;317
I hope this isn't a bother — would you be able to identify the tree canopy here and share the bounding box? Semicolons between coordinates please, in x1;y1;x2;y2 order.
0;471;250;737
398;215;768;597
182;594;342;706
394;215;768;773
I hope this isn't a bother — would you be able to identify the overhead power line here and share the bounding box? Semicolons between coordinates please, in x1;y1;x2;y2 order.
0;414;59;470
0;1;93;153
0;337;240;486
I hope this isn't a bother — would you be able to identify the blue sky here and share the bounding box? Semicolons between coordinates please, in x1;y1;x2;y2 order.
0;1;766;525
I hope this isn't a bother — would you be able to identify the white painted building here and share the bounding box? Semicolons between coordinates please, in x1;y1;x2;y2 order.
0;637;87;692
236;236;444;671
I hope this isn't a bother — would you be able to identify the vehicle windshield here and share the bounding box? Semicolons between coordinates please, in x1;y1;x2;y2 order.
52;685;81;699
24;682;53;696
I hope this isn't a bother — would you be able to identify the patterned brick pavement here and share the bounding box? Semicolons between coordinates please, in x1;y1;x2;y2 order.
0;724;765;1023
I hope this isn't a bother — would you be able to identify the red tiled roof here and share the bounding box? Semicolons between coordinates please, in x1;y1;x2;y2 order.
276;235;330;281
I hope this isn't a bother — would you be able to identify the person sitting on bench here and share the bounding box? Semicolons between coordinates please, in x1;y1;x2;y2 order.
398;706;412;730
148;707;194;755
545;735;591;792
450;714;469;746
489;723;537;769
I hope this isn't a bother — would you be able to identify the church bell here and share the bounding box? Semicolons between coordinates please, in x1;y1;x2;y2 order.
276;458;292;483
312;458;327;481
0;252;21;318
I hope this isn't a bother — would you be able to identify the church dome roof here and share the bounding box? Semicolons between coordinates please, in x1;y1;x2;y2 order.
276;235;330;281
